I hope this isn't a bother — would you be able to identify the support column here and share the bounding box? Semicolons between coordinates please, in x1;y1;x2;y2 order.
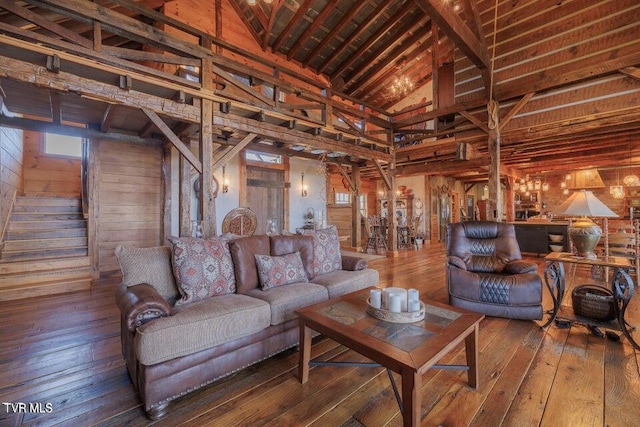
200;53;217;236
487;100;501;221
351;165;361;249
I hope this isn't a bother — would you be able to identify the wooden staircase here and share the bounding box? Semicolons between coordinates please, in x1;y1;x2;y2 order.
0;196;92;301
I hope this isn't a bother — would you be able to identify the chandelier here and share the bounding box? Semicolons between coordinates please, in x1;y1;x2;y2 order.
247;0;272;5
390;75;414;98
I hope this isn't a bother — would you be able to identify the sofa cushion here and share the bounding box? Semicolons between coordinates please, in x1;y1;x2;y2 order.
134;293;270;365
255;252;309;290
229;235;271;294
167;236;236;306
115;245;179;301
270;234;315;279
310;268;380;299
301;225;342;277
247;283;328;325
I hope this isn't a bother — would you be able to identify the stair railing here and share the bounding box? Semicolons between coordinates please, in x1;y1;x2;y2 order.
0;188;17;250
81;139;89;219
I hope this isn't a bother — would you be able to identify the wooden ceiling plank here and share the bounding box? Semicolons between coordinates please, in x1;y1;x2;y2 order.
0;0;93;49
226;0;264;47
317;0;394;74
301;0;369;67
344;18;430;90
330;1;416;80
263;0;284;51
287;0;340;60
414;0;490;82
270;0;315;52
142;108;202;173
212;132;257;171
499;92;535;131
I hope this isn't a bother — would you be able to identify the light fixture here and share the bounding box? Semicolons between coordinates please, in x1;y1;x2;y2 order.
247;0;272;5
390;75;414;98
610;166;625;199
553;190;618;259
301;172;308;197
623;148;638;187
222;165;229;193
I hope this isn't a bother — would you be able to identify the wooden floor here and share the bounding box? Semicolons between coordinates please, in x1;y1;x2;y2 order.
1;243;639;426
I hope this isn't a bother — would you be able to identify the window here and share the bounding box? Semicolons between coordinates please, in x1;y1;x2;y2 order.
335;192;350;205
44;134;82;158
359;194;367;217
245;150;282;164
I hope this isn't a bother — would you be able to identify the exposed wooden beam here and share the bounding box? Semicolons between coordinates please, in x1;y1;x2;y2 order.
460;111;489;134
212;132;257;171
287;0;340;60
330;1;415;79
499;92;535;131
49;91;62;125
100;104;117;133
620;66;640;81
373;159;392;191
271;0;315;52
317;0;394;74
334;163;356;193
414;0;491;84
142;108;202;173
211;64;275;106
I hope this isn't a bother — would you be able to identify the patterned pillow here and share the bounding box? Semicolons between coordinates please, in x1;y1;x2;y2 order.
167;236;236;306
302;225;342;276
255;252;308;290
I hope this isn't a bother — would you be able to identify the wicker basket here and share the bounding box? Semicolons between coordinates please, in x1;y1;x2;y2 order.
571;284;617;321
366;298;425;323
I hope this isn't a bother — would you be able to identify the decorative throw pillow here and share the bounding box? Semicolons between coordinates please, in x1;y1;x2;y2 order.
302;225;342;276
255;252;308;290
167;236;236;306
115;245;179;301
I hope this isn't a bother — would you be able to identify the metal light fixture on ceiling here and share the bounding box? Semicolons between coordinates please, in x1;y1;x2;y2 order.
390;75;414;98
610;149;625;199
623;147;639;187
247;0;272;5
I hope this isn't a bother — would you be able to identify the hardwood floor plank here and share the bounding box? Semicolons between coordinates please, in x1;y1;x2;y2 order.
603;338;640;426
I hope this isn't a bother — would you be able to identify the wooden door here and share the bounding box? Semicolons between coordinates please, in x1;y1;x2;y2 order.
246;165;285;234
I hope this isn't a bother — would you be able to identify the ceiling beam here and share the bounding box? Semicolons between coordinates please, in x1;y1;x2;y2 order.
270;0;315;52
413;0;491;85
286;0;340;60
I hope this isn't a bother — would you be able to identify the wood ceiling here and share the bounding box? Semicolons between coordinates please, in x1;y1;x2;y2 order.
0;0;639;183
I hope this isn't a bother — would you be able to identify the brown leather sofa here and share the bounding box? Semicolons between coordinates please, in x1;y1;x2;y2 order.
115;233;379;420
445;221;543;320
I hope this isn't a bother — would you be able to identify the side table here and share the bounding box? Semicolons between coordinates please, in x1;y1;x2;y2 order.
542;252;638;349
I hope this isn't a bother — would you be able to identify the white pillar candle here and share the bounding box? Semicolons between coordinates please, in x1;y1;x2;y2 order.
408;299;421;312
382;287;408;311
370;289;381;309
408;288;419;302
389;294;402;313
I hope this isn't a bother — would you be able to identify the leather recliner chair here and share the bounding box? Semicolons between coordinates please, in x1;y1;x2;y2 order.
446;221;543;320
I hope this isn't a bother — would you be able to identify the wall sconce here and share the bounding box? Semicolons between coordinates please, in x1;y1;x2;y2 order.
222;165;229;193
301;172;308;197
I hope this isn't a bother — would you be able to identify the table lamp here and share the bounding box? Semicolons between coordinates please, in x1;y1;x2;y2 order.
553;189;618;259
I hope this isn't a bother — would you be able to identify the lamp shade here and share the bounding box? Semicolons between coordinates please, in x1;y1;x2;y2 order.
553;190;618;218
553;190;618;259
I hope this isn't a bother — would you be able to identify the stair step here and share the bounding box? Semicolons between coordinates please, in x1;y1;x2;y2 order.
0;257;90;275
3;237;87;252
13;204;81;213
0;247;88;262
0;266;92;287
10;212;85;221
0;278;92;302
14;196;81;208
8;220;87;231
5;228;87;241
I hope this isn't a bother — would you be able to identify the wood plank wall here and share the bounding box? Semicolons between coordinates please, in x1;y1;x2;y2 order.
455;0;640;130
0;126;23;236
22;131;80;197
94;140;163;278
326;173;376;245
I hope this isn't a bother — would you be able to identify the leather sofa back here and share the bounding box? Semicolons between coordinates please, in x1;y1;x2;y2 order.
229;235;270;294
270;234;315;279
446;221;523;272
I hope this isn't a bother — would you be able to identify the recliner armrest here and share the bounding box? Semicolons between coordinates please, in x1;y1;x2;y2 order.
115;283;172;332
341;254;368;271
446;256;467;270
504;260;538;274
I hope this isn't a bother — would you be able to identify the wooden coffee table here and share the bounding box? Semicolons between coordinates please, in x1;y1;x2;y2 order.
296;288;484;427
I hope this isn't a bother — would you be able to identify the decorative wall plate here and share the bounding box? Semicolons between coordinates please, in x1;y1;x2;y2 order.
222;207;257;236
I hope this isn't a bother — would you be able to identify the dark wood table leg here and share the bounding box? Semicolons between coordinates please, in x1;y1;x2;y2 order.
298;319;312;384
401;368;421;427
465;323;479;388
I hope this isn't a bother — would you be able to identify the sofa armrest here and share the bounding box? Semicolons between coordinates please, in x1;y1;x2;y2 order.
341;254;368;271
115;283;172;332
446;255;467;270
504;260;538;274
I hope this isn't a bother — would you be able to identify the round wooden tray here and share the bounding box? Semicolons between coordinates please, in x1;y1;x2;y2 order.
366;298;425;323
222;207;257;237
